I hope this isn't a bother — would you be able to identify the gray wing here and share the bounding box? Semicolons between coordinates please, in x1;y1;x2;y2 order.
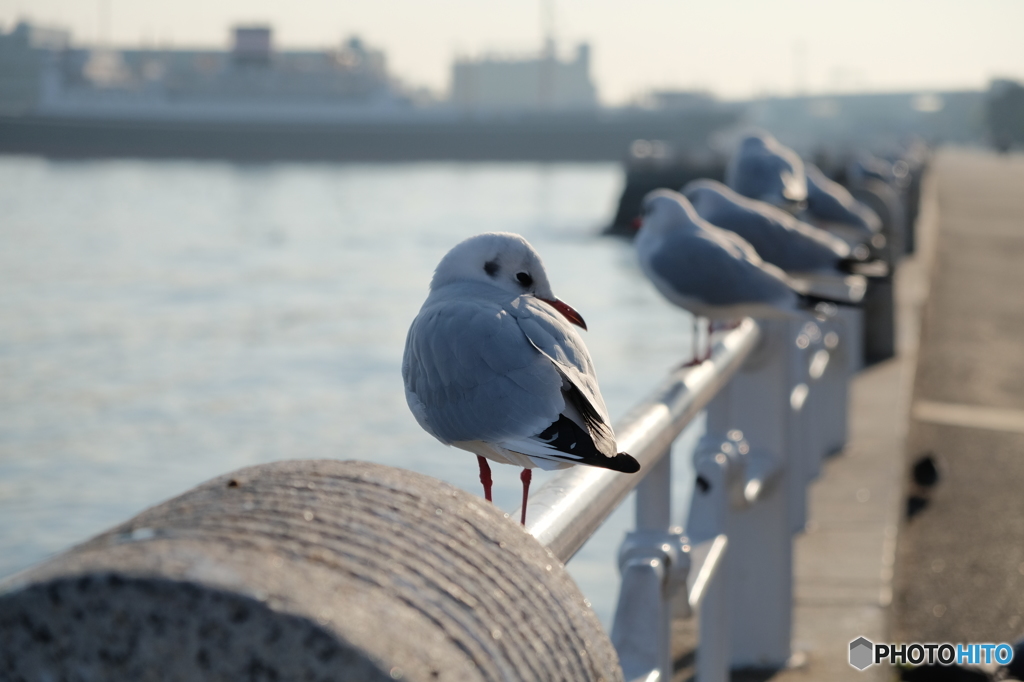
403;295;563;446
507;296;616;453
649;228;796;309
685;180;849;272
805;164;881;235
726;141;807;206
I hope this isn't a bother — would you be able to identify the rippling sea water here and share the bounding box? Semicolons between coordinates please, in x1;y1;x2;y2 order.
0;157;702;625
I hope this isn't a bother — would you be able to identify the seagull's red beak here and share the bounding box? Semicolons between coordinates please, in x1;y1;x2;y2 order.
539;297;588;331
630;216;643;232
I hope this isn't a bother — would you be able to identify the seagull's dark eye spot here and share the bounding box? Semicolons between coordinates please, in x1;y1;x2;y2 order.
516;272;533;287
484;260;499;277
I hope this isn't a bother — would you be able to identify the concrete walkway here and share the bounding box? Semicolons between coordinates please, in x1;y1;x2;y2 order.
892;150;1024;653
670;147;946;681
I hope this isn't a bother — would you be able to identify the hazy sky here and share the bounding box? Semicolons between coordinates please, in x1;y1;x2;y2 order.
3;0;1022;103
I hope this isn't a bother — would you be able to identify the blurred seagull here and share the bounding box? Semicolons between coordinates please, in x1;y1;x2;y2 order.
402;232;639;525
682;178;880;276
726;132;884;251
634;190;844;363
804;164;883;246
725;131;808;210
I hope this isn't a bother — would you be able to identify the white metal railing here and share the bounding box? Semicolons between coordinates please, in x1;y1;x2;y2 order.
515;283;865;682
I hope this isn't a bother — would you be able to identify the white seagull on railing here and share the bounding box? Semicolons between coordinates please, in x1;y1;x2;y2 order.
681;178;876;275
634;190;845;363
402;232;639;524
804;163;883;245
725;131;808;210
726;132;882;249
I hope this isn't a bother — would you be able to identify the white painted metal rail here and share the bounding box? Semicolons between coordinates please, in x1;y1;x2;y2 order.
517;296;864;682
518;318;761;563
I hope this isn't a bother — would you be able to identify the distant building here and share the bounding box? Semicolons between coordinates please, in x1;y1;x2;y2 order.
450;42;598;112
743;90;986;155
642;90;716;111
232;26;272;67
0;21;411;119
0;21;70;114
987;79;1024;151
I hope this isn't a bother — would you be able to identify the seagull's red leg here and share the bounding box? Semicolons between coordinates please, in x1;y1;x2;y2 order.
704;319;714;361
683;316;702;367
520;468;532;525
477;456;493;502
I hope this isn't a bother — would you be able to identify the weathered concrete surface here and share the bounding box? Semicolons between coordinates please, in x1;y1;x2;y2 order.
0;460;623;682
670;150;942;681
893;150;1024;647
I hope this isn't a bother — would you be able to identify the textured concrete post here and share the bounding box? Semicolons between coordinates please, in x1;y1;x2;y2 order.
0;460;623;682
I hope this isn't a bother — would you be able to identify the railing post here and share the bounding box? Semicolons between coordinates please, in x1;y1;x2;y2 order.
787;321;814;534
685;434;737;682
703;318;798;671
825;305;863;453
612;449;688;682
525;320;760;679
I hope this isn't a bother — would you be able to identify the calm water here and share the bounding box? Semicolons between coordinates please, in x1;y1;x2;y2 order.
0;157;702;625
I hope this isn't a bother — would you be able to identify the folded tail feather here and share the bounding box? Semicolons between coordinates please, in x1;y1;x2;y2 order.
509;415;640;473
798;292;859;310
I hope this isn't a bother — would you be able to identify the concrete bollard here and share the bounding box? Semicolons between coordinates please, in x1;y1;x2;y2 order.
851;179;906;267
861;276;896;365
851;179;905;365
0;460;622;682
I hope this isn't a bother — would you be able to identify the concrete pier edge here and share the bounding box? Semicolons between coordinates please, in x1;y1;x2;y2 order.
892;149;1024;669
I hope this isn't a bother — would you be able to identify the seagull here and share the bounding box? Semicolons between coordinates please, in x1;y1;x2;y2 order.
803;164;882;246
725;132;808;210
726;133;883;251
634;190;844;362
402;232;639;524
681;178;877;275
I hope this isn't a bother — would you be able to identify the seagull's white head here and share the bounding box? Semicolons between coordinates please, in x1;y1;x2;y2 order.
636;189;701;240
726;131;807;209
681;179;734;217
430;232;587;329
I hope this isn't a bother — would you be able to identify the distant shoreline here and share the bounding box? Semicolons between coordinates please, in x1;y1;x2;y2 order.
0;109;736;162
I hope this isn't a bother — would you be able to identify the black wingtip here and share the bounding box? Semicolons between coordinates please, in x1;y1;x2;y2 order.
837;257;889;278
536;414;641;473
608;452;640;474
836;257;859;274
799;293;858;310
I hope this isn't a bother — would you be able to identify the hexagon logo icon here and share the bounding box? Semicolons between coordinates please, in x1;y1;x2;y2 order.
849;637;874;670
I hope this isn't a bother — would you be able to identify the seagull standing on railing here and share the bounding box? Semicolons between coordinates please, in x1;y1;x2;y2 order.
725;132;883;250
725;131;808;211
804;163;884;247
403;232;639;525
681;178;880;276
633;190;844;363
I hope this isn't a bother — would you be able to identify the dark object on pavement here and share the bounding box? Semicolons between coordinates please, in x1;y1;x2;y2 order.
912;453;940;487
